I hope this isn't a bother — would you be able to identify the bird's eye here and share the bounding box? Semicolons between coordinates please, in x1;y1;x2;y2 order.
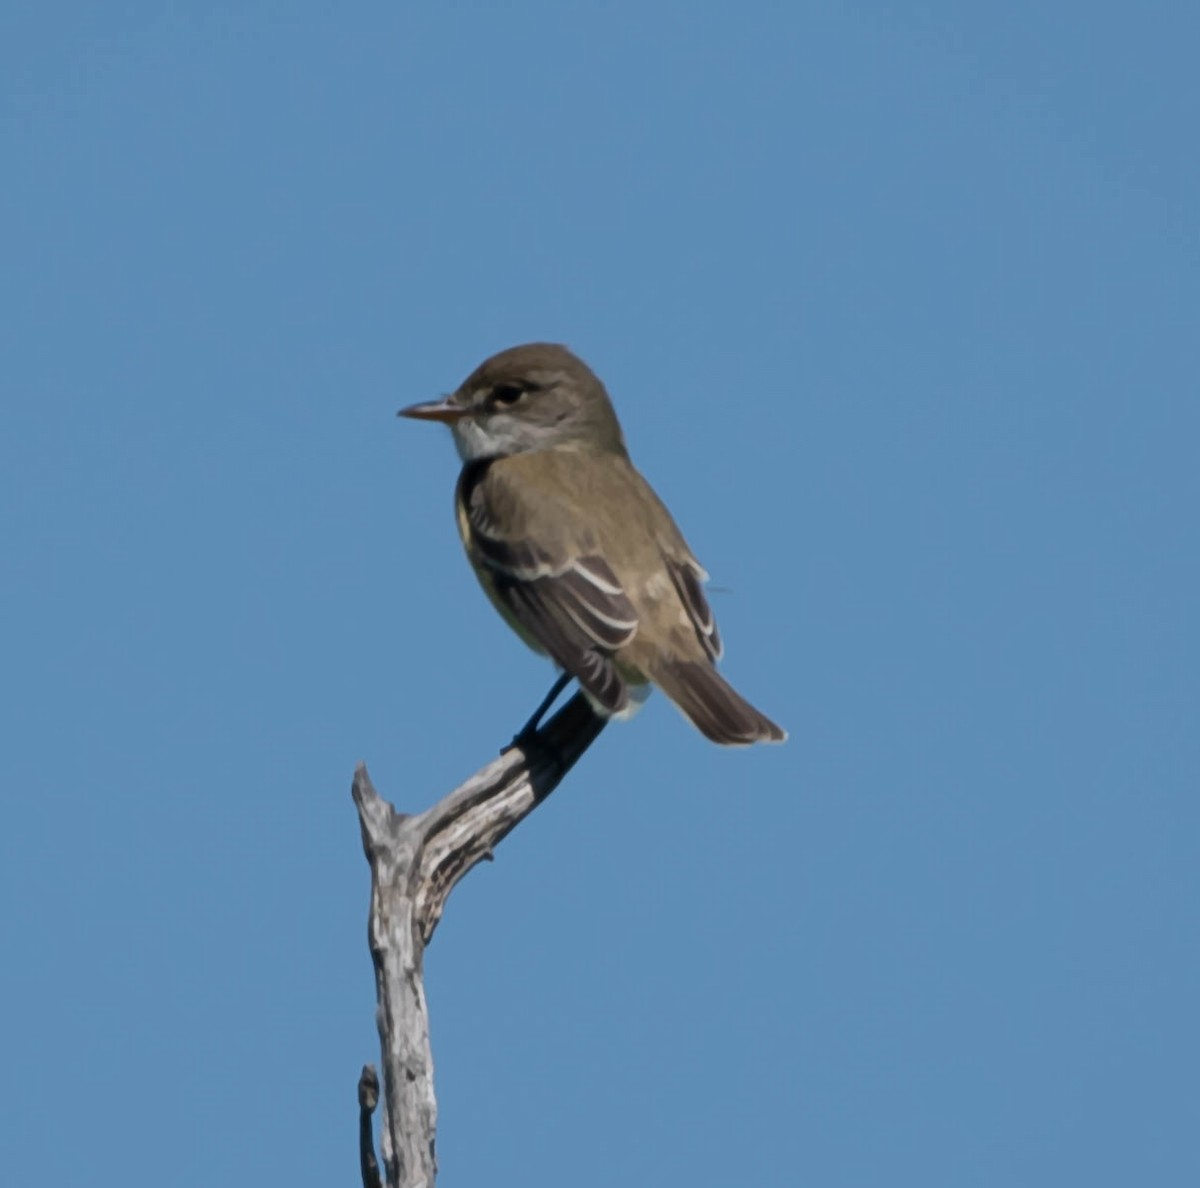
491;383;526;406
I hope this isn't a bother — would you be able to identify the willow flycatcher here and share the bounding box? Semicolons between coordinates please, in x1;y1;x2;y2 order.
399;343;785;745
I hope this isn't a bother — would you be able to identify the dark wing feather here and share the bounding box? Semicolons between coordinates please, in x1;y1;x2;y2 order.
666;557;723;661
497;575;629;712
490;560;637;713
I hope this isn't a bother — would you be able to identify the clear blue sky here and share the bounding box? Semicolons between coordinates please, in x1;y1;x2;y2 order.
3;3;1197;1184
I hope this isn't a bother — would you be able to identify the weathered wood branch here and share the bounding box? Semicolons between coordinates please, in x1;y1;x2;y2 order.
351;690;607;1188
358;1065;382;1188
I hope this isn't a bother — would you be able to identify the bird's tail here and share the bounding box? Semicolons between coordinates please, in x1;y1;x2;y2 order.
650;658;786;746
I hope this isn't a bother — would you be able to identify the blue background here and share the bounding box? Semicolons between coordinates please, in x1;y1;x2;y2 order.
3;3;1197;1184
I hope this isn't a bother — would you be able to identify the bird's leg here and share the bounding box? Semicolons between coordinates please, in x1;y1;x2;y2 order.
509;671;573;748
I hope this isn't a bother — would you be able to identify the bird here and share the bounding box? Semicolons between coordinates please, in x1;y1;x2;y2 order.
398;343;786;746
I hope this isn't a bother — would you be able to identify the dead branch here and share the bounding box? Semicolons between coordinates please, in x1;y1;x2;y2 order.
351;691;606;1188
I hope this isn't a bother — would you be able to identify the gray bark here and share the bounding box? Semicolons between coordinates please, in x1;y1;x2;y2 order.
352;691;606;1188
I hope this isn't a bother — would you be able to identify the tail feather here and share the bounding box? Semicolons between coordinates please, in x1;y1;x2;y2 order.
650;659;786;746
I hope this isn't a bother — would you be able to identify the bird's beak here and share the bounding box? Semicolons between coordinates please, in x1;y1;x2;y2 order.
397;396;470;423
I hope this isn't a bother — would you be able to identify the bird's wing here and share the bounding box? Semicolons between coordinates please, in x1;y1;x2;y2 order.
459;460;640;714
663;554;723;662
